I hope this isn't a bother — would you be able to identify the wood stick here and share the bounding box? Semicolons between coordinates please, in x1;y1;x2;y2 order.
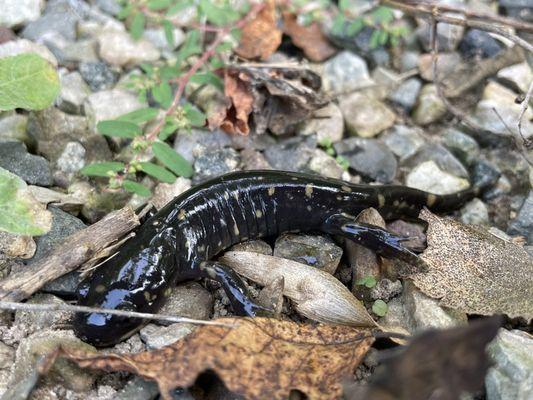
0;207;139;302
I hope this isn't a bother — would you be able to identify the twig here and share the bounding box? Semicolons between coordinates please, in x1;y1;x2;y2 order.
518;79;533;148
0;207;139;302
0;301;232;327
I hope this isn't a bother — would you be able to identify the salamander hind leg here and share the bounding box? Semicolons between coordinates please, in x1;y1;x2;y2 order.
322;213;427;269
199;261;273;316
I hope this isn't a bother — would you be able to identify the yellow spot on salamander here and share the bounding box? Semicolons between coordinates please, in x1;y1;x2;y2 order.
164;288;172;297
255;210;263;218
305;184;313;198
378;194;386;208
427;194;437;207
268;187;275;196
336;195;343;201
341;185;352;193
234;223;240;236
393;200;399;207
178;209;186;220
95;284;106;293
223;192;229;200
307;205;312;211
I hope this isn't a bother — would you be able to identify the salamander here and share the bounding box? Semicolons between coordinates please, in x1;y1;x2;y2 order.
74;169;493;346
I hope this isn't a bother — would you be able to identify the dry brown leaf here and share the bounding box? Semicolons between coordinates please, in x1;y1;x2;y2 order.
235;0;282;60
406;209;533;319
209;70;254;135
345;316;502;400
42;318;374;400
282;13;336;62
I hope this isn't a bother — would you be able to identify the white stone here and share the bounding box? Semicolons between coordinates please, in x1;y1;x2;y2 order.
406;160;470;195
322;51;374;95
339;92;396;137
497;62;533;93
0;39;57;66
298;102;344;143
97;29;160;67
0;0;43;28
143;28;185;50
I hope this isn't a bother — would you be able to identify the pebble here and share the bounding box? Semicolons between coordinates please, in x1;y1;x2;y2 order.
151;177;192;210
79;61;118;92
174;129;232;164
497;62;533;93
84;89;146;132
403;143;469;178
460;198;490;225
298;103;344;143
240;148;272;170
307;149;345;179
508;190;533;243
0;0;43;28
322;51;374;95
458;29;503;59
60;38;99;63
263;136;316;172
21;0;82;42
381;125;426;161
10;330;96;392
143;27;185;50
230;239;273;256
339;92;396;137
274;234;343;275
13;294;70;336
412;84;447;125
388;78;422;111
57;71;91;114
158;282;213;324
417;17;464;53
0;113;31;145
0;141;52;186
97;29;160;67
139;323;195;349
0;231;35;259
334;137;398;183
369;279;403;302
485;329;533;400
56;141;86;176
0;341;14;394
193;148;240;183
418;52;464;81
441;127;480;166
406;160;470;195
0;38;57;66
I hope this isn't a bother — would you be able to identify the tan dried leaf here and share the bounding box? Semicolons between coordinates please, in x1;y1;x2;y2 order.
235;0;282;60
282;13;336;62
407;209;533;319
221;251;377;327
43;318;374;400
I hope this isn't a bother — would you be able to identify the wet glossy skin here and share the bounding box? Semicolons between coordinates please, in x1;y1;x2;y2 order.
74;170;486;346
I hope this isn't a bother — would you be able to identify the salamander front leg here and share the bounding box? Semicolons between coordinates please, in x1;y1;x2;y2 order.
199;261;272;316
322;213;427;269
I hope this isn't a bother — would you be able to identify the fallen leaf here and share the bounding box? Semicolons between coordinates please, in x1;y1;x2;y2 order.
235;0;282;60
209;70;254;135
220;251;377;327
406;209;533;319
349;316;502;400
42;318;374;400
282;13;336;62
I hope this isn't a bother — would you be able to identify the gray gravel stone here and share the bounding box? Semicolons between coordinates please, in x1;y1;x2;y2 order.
274;234;343;274
193;148;240;183
13;293;69;337
57;71;91;114
56;141;86;176
369;279;403;302
485;329;533;400
412;84;447;125
0;113;31;145
0;141;52;186
339;92;396;137
0;0;43;28
264;136;316;172
441;127;480;166
508;191;533;243
79;61;119;91
0;38;57;66
406;160;469;194
307;149;345;179
382;125;426;161
459;29;503;59
460;198;489;225
322;51;374;95
174;129;232;164
140;323;195;349
158;282;213;324
298;102;344;143
497;62;532;93
334;137;397;183
388;78;422;111
143;27;185;50
151;177;192;210
97;29;160;67
21;0;83;42
404;142;469;178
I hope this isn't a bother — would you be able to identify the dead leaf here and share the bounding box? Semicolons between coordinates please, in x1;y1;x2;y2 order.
282;13;336;62
406;209;533;319
42;318;374;400
235;0;282;60
220;251;377;327
352;316;502;400
208;70;254;135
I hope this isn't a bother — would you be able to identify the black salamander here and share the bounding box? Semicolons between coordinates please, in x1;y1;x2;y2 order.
74;169;492;346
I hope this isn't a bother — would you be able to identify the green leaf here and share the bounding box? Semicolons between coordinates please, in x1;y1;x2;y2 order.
159;65;181;80
140;162;176;183
148;0;172;11
175;30;202;65
199;0;239;26
158;121;179;140
152;81;173;108
80;162;125;177
346;18;364;36
356;276;377;288
378;30;389;46
130;12;146;40
117;3;133;20
0;54;60;111
97;120;142;138
152;141;193;178
372;300;388;317
162;20;175;47
372;6;394;24
166;0;193;16
339;0;351;12
189;72;223;91
331;14;345;36
183;103;206;127
123;180;151;197
117;107;159;124
0;167;52;236
369;29;381;49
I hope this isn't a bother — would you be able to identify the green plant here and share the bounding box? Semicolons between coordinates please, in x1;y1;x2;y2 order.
318;137;350;171
81;0;263;197
356;275;377;288
332;3;410;48
372;299;388;317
